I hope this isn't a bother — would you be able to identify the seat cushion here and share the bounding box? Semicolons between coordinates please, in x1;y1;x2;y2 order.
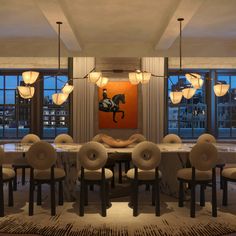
177;168;212;181
3;168;15;180
34;168;65;180
78;168;113;180
126;168;162;181
222;168;236;180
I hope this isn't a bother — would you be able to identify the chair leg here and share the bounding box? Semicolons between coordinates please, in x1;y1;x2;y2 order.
37;183;42;206
220;166;224;189
84;184;88;206
101;180;106;217
13;168;17;191
58;181;63;206
155;179;160;216
8;181;13;207
152;184;155;206
0;179;4;217
105;182;111;207
22;168;26;186
190;182;196;218
200;185;205;207
50;180;56;216
29;169;34;216
79;181;85;216
89;184;94;191
178;180;184;207
133;180;138;217
111;166;115;188
222;178;228;206
118;161;122;184
212;169;217;217
145;184;150;191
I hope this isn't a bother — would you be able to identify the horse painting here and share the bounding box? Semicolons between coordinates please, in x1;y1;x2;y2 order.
99;94;125;123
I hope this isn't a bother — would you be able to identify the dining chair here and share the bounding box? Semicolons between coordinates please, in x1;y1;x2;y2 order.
126;141;162;216
162;134;182;144
177;142;218;218
221;167;236;206
78;141;113;217
12;134;40;191
0;147;15;217
54;134;74;144
197;133;225;188
26;141;65;216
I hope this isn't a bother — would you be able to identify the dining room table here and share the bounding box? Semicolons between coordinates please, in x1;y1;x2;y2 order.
1;142;236;200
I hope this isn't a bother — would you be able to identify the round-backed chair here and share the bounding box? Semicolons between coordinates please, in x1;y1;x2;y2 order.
177;142;218;218
26;141;65;216
162;134;182;144
12;134;40;190
126;141;162;216
222;168;236;206
78;141;113;217
0;147;15;217
197;133;225;188
54;134;74;144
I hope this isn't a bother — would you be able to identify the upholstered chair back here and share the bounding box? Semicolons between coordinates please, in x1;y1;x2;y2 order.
0;147;4;166
132;141;161;171
79;142;108;171
26;141;57;170
21;134;40;144
190;143;218;171
197;133;216;144
54;134;73;144
129;133;146;143
162;134;182;144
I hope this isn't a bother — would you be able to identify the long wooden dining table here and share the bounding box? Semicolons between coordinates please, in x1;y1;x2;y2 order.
1;142;236;200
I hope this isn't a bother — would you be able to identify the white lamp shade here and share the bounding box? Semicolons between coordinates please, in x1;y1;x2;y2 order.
170;91;182;104
88;72;102;83
22;71;39;84
52;93;68;105
185;73;203;89
18;86;35;99
214;84;230;97
96;77;109;88
140;72;151;84
182;88;196;99
129;73;139;85
62;83;74;94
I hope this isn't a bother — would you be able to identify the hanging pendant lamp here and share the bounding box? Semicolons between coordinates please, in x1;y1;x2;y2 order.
170;91;183;104
185;73;203;89
182;86;196;99
18;86;35;99
214;83;229;97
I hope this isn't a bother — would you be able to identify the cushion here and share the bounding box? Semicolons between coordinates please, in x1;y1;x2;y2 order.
177;168;212;181
222;168;236;180
126;168;162;181
2;168;15;180
162;134;182;144
78;168;113;180
21;134;40;144
54;134;73;144
197;134;216;144
34;168;65;180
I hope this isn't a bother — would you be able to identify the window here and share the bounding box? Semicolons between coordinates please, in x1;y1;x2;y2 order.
0;74;31;138
43;75;70;138
216;72;236;138
167;71;207;139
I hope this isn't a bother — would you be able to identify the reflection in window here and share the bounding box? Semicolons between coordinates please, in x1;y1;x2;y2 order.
43;75;69;138
167;72;207;139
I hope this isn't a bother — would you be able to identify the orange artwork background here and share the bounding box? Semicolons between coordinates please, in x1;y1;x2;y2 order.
98;81;138;129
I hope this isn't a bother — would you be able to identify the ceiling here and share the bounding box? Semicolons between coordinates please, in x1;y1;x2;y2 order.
0;0;236;57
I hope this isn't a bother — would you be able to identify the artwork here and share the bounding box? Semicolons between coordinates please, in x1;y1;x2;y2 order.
98;81;138;129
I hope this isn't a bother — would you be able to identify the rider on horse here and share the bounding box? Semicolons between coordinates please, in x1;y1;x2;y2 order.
101;89;116;110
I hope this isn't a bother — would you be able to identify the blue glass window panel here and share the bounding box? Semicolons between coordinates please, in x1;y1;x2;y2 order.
0;76;4;89
0;90;4;104
44;76;56;89
5;76;17;89
57;76;68;89
5;90;15;104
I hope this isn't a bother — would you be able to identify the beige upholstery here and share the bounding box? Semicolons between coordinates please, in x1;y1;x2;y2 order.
132;141;161;170
190;143;218;171
78;168;113;180
197;133;216;144
26;141;57;170
54;134;73;144
177;168;212;181
79;142;108;170
34;168;65;180
162;134;182;144
126;168;162;181
92;133;111;142
21;134;40;144
129;134;146;143
222;168;236;180
2;168;15;180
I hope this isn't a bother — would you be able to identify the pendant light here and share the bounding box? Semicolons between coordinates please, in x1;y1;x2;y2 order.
22;71;39;84
182;85;196;99
129;70;151;85
62;83;74;94
52;93;69;106
96;77;109;87
185;73;203;89
88;72;102;83
169;91;183;104
214;82;229;97
18;86;35;99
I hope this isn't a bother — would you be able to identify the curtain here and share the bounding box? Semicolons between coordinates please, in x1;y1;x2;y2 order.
142;57;165;143
73;57;95;142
